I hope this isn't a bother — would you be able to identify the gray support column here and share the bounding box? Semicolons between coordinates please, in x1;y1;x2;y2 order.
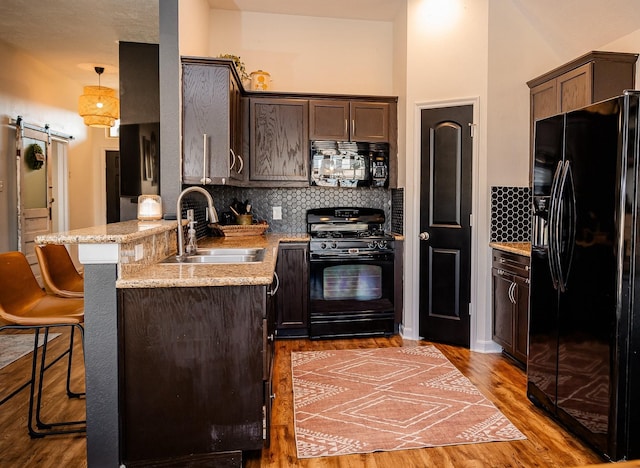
84;263;119;467
160;0;181;216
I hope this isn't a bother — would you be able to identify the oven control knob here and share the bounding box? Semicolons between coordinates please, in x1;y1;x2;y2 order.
377;240;388;249
367;241;376;249
330;242;337;249
320;242;327;249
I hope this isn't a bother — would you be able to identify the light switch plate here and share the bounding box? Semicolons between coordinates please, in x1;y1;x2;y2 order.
272;206;282;220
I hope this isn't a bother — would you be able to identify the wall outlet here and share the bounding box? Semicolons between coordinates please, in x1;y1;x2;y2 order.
134;244;144;261
272;206;282;220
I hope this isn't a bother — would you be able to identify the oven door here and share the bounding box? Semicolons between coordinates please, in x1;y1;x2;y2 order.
309;252;395;339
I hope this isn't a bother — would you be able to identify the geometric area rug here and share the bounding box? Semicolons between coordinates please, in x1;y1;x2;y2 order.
0;333;61;370
292;345;526;459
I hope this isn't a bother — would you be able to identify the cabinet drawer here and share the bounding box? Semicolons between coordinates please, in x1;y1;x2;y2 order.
492;250;529;278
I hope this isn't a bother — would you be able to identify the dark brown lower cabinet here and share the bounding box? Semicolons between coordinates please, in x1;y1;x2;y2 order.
118;284;275;467
274;242;309;337
492;249;530;367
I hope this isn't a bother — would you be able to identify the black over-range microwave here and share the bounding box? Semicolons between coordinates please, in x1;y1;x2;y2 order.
310;140;389;188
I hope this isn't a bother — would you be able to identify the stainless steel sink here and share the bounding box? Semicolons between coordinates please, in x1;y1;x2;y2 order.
160;248;266;264
195;248;264;256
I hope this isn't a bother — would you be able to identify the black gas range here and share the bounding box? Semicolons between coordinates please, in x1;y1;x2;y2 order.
307;207;394;258
306;207;397;339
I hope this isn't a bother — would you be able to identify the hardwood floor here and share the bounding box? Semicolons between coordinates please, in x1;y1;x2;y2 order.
245;337;603;468
0;333;604;467
0;329;87;467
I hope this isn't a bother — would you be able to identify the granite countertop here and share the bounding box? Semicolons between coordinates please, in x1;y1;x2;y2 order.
116;233;309;289
34;220;309;289
489;241;531;257
34;219;178;244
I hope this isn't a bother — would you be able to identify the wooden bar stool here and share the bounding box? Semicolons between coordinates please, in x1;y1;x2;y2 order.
0;251;86;437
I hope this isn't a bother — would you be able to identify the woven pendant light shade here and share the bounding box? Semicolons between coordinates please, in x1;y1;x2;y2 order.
78;67;120;128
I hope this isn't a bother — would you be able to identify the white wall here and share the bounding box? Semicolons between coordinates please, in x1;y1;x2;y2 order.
486;0;555;188
0;39;100;254
401;0;492;348
207;10;394;95
392;2;408;188
486;3;640;188
179;0;211;57
602;29;640;86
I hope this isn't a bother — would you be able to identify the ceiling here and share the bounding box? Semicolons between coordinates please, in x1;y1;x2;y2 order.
0;0;638;91
511;0;640;57
0;0;158;89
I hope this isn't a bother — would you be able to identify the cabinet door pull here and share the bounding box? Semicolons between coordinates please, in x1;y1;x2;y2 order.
268;271;280;296
508;282;516;304
344;118;348;136
236;154;244;174
229;148;237;171
201;134;212;184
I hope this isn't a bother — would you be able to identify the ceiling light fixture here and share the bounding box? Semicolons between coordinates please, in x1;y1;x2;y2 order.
78;66;119;128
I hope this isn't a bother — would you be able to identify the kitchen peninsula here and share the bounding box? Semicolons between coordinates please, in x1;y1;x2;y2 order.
35;220;307;467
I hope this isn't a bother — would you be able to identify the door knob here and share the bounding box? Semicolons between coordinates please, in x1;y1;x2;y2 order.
419;232;430;241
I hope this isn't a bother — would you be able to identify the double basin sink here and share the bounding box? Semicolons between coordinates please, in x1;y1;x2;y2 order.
161;247;266;264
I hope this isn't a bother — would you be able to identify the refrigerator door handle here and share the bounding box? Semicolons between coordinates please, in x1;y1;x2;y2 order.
548;161;564;289
556;160;576;292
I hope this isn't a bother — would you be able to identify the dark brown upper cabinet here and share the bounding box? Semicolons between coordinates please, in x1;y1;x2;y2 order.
180;55;398;188
527;51;637;182
182;58;245;185
309;99;390;142
249;97;309;186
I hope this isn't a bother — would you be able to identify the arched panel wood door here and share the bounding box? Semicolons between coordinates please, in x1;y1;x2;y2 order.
418;105;473;347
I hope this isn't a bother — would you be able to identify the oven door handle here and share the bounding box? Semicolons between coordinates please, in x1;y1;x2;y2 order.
310;253;394;262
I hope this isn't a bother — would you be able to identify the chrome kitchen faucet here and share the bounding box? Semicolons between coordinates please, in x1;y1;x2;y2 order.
176;186;219;261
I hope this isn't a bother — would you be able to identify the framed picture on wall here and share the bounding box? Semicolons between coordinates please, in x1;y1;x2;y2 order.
119;122;160;197
142;136;151;180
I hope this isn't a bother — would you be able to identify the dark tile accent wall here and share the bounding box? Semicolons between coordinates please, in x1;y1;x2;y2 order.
182;186;392;238
490;186;531;242
391;188;404;235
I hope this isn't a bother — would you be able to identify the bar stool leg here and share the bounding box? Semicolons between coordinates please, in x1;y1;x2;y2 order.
65;325;85;398
30;326;86;437
27;327;45;438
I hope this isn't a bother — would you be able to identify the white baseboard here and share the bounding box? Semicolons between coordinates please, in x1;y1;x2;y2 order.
471;339;502;353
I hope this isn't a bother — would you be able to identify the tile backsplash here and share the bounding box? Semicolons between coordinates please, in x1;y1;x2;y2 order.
391;188;404;235
183;186;393;237
490;186;531;242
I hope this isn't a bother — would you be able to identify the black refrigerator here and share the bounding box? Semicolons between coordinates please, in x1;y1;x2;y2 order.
529;91;640;461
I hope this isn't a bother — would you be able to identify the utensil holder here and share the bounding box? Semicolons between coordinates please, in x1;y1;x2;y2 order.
236;214;253;225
